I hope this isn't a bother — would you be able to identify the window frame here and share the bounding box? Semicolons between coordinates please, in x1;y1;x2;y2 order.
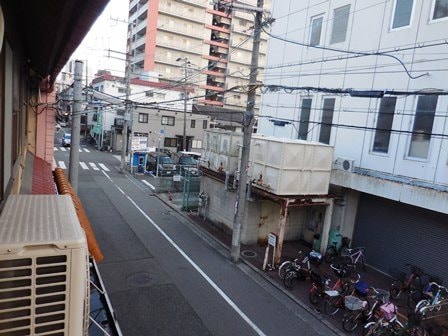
298;98;312;140
164;137;177;147
202;120;208;129
390;0;415;30
191;120;196;128
330;4;351;44
318;98;336;145
372;97;397;154
407;95;438;160
138;113;148;123
430;0;448;22
161;115;175;126
309;14;324;46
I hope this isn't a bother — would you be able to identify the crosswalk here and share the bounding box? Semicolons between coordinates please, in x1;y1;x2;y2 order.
57;161;110;172
54;147;90;153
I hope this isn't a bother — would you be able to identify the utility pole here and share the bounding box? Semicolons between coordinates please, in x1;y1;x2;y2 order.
176;57;189;151
121;22;133;172
69;60;83;193
230;0;265;263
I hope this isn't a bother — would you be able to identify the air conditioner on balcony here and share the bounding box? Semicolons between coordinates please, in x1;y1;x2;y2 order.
333;157;355;172
0;195;89;336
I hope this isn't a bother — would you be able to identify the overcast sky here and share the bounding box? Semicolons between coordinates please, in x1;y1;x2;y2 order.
71;0;128;81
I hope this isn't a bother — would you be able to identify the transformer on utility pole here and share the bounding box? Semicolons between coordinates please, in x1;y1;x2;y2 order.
230;0;266;263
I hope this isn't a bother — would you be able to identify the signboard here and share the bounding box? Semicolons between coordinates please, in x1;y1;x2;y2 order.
173;175;181;182
131;136;148;151
268;233;277;247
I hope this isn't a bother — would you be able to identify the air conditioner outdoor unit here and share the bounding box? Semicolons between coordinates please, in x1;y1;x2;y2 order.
333;157;355;172
0;195;89;336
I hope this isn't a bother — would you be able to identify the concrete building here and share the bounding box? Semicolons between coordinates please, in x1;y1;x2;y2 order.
127;0;270;111
90;71;210;152
258;0;448;282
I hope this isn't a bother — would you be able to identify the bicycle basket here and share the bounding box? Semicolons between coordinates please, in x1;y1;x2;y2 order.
344;295;366;311
380;302;396;321
376;289;390;303
355;281;369;297
309;251;322;265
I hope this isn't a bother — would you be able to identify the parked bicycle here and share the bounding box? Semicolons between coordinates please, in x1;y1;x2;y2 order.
414;282;448;323
324;234;351;263
363;316;427;336
344;246;367;270
283;251;322;289
278;251;305;280
324;269;364;316
342;287;389;332
308;270;331;305
390;264;424;301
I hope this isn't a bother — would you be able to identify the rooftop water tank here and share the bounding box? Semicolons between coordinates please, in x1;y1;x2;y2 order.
249;135;333;195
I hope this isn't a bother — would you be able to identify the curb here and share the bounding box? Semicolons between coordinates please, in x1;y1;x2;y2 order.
148;188;345;336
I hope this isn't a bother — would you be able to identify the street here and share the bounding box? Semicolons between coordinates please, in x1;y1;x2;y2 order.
54;141;338;336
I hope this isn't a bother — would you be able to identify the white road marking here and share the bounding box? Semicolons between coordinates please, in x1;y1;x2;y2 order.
83;148;90;153
89;162;100;171
54;147;58;151
101;170;111;180
58;161;67;169
60;147;66;152
79;149;82;152
113;184;266;336
80;162;89;170
142;180;156;190
98;163;110;172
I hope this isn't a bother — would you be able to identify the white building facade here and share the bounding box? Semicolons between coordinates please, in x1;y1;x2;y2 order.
258;0;448;281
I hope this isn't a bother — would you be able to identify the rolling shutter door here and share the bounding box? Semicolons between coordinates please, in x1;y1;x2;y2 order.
353;193;448;283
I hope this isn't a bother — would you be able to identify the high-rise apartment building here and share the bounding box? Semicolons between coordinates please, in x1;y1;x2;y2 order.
128;0;270;111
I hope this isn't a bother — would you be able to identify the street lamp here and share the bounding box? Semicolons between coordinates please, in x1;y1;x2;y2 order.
176;57;190;151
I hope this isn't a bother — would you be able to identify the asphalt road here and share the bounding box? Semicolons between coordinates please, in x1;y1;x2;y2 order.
54;141;339;336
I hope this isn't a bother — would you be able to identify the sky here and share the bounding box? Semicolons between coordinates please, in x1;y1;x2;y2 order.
70;0;128;82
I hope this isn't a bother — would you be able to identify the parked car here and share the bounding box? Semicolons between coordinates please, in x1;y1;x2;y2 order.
62;133;71;147
146;152;177;176
175;154;199;176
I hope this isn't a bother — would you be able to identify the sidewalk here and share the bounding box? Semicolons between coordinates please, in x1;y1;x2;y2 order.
138;183;446;336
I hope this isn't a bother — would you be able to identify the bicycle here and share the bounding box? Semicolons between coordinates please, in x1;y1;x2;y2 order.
414;282;448;323
324;234;351;263
278;251;305;280
342;287;389;332
283;251;322;289
390;264;424;301
323;266;362;316
363;316;427;336
344;246;366;270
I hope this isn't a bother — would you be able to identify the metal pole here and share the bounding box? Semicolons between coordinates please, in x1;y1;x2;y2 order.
121;23;133;172
231;0;264;263
69;60;83;193
182;60;188;151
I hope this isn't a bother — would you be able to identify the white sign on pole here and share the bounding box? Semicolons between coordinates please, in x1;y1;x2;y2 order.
268;233;277;247
131;136;148;151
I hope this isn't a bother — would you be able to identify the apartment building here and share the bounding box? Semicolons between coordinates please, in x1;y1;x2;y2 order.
127;0;270;111
258;0;448;282
90;71;209;151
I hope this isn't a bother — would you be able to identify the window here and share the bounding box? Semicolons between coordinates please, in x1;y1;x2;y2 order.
164;137;177;147
432;0;448;20
138;113;148;123
319;98;336;144
310;15;324;46
298;98;312;140
191;120;196;128
372;97;397;153
161;116;175;126
145;91;154;97
408;96;438;159
392;0;414;29
118;87;126;94
192;139;202;148
330;5;350;44
202;120;208;129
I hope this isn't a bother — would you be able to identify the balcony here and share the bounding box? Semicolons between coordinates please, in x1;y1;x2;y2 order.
200;83;225;92
202;69;225;77
206;8;231;18
132;35;146;51
205;23;230;34
132;52;145;63
202;54;228;64
205;39;229;49
135;19;147;34
197;99;224;106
